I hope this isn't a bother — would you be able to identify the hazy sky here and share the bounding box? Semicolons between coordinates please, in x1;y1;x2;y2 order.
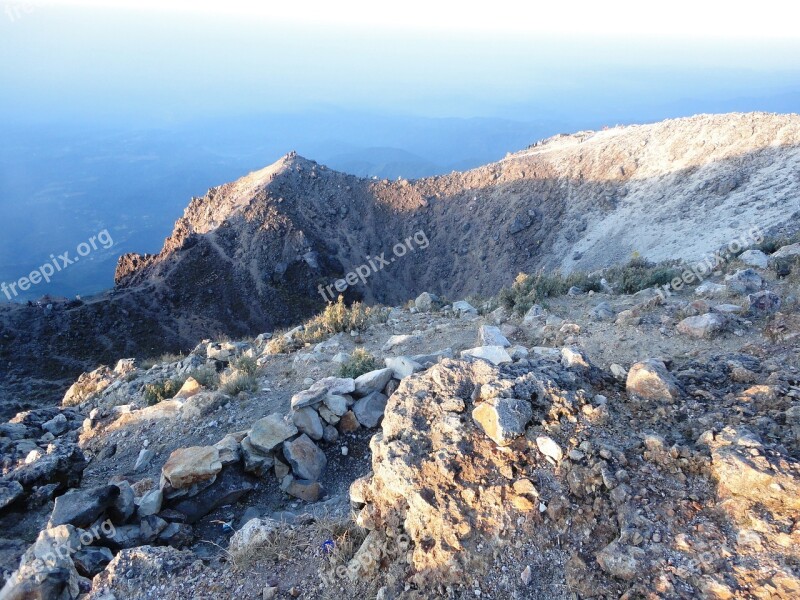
2;1;799;124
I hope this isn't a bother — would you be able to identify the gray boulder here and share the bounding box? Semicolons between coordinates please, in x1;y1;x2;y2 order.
353;392;389;428
49;485;120;528
283;434;327;482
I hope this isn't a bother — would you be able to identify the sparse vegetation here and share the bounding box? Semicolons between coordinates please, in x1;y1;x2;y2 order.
140;352;185;370
498;270;602;315
143;375;188;405
497;258;683;315
220;371;258;396
603;257;682;295
264;334;291;355
186;365;220;389
230;355;257;376
338;348;379;378
298;296;375;344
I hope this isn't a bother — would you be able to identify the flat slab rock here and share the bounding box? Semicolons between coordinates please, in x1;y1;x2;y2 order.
161;446;222;489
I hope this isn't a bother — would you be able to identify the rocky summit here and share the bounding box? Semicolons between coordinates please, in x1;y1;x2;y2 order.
1;114;800;599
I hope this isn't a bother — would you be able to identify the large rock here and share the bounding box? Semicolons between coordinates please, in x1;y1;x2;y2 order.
283;434;327;482
353;392;389;428
291;407;324;441
290;387;327;410
240;436;275;477
452;300;478;316
709;428;800;511
695;281;728;298
460;346;512;365
478;326;511;348
171;465;256;523
724;269;762;295
109;480;136;523
49;484;120;528
73;546;114;577
771;242;800;259
738;249;769;268
747;290;781;315
385;356;423;379
626;359;680;402
597;541;646;580
414;292;443;312
354;368;394;397
676;313;726;338
248;414;298;453
161;446;222;490
0;480;24;512
590;301;615;321
472;397;533;446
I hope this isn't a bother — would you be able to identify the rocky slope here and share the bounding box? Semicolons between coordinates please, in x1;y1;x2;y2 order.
0;236;798;599
3;112;800;416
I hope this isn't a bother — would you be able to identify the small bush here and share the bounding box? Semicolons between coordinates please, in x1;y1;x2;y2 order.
604;258;682;295
498;271;603;315
143;375;187;405
220;371;258;396
185;365;219;389
264;335;290;355
230;355;258;376
338;348;379;378
298;296;378;345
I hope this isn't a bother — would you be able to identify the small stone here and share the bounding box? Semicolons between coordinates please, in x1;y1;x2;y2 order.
338;411;360;433
134;448;155;472
472;397;533;446
521;565;532;586
536;436;563;462
626;359;679;402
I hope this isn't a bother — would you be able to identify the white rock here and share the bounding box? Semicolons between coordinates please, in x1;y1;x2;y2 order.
738;249;769;269
478;325;511;348
536;436;563;462
460;346;512;366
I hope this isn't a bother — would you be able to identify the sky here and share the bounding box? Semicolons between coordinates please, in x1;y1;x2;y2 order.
2;0;800;124
1;0;799;300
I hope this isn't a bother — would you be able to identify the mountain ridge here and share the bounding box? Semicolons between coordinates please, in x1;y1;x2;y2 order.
2;111;800;414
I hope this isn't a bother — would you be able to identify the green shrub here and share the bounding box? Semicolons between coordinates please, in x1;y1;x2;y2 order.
220;371;258;396
498;271;603;315
143;375;187;405
338;348;379;379
604;258;682;295
230;355;258;376
298;296;379;344
185;365;219;389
